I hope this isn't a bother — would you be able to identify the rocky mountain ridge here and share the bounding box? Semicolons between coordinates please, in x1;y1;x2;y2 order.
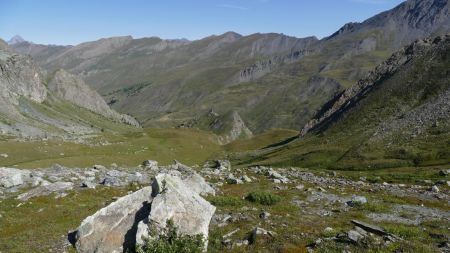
8;0;450;136
301;34;450;136
0;39;138;139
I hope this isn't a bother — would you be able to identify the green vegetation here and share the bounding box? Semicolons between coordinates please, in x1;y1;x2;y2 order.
245;191;281;205
137;219;204;253
206;196;244;207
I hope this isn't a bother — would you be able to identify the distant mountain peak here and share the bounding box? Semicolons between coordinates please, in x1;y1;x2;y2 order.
7;35;26;45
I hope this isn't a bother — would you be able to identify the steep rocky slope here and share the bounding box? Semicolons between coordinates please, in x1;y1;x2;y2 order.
0;40;137;139
10;0;450;135
178;110;253;144
301;34;450;138
234;34;450;171
48;69;139;126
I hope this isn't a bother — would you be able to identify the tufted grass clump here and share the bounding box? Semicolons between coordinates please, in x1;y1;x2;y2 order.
245;191;281;205
136;219;204;253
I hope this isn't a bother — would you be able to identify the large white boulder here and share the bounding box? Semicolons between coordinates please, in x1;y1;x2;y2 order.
142;173;216;249
73;186;153;253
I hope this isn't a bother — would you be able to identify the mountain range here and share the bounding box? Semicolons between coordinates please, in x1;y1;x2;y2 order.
4;0;450;143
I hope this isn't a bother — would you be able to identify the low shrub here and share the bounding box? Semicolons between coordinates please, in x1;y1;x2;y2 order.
245;191;281;205
136;219;204;253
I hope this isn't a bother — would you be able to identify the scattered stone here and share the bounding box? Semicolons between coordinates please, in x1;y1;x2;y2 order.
259;211;271;220
0;154;8;158
249;227;276;244
241;175;252;183
216;160;231;170
347;230;364;243
349;196;367;206
223;228;240;239
17;182;74;201
101;176;122;186
142;160;158;170
431;185;440;193
295;184;305;190
439;169;450;176
351;220;399;241
93;165;106;170
80;181;96;189
227;174;243;184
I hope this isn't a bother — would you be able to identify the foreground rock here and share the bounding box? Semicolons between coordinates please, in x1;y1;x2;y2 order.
73;186;153;253
71;168;215;253
137;173;216;247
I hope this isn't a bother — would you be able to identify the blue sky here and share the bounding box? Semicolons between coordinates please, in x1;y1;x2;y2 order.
0;0;404;45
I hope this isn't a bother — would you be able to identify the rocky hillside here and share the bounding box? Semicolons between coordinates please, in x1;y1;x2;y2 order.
178;110;253;144
0;39;137;139
301;34;450;139
48;69;139;126
10;0;450;135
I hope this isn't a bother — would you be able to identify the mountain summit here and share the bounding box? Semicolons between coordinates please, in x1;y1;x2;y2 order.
7;35;26;45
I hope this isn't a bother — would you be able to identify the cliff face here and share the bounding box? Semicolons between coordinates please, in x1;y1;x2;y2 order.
0;45;47;105
0;40;138;139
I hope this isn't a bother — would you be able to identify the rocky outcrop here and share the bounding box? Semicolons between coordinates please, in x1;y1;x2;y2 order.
48;69;139;127
238;49;313;82
216;111;253;144
72;166;215;253
178;110;252;144
17;181;73;201
0;44;47;104
0;167;31;188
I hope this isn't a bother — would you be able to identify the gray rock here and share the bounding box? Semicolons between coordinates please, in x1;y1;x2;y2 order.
216;160;231;170
101;176;122;186
241;175;252;183
81;181;96;189
249;227;275;244
93;164;106;170
17;182;73;201
431;185;440;193
142;160;158;170
439;169;450;176
183;172;215;196
349;196;367;206
0;167;31;188
295;184;305;190
347;230;364;243
144;173;216;249
259;211;271;220
73;186;153;253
